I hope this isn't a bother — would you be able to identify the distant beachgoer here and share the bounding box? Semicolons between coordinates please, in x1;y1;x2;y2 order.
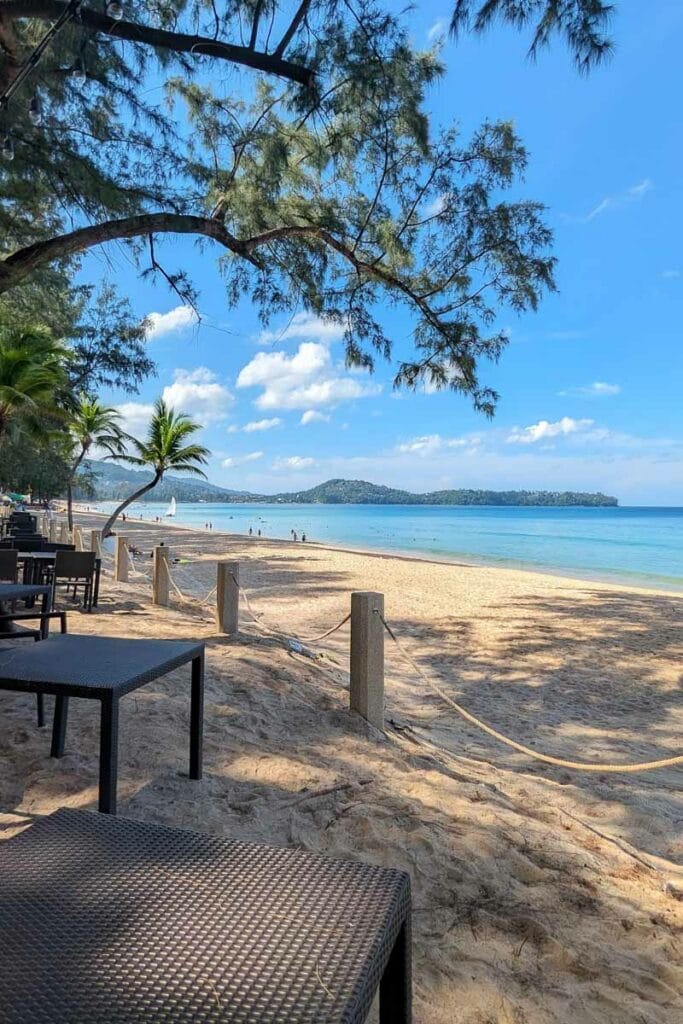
292;531;297;542
209;522;212;530
301;533;306;543
249;527;253;537
122;513;126;522
257;529;261;537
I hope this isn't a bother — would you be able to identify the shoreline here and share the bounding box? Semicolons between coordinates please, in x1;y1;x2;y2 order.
75;506;683;598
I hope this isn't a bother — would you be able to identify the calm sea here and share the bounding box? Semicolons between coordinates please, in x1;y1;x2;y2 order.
92;501;683;591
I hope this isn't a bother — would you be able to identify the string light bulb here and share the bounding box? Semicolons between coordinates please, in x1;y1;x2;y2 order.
106;0;123;20
71;57;86;84
1;135;14;161
28;95;43;125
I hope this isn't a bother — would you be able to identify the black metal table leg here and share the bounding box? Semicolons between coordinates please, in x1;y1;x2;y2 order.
50;696;69;758
36;692;45;727
99;695;119;814
93;560;101;607
380;916;412;1023
39;590;50;639
190;654;204;780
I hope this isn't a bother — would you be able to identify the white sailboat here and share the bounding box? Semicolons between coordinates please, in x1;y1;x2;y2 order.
164;497;177;518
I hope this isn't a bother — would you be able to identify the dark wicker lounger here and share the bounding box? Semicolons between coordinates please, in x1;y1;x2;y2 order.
0;808;412;1023
0;634;205;814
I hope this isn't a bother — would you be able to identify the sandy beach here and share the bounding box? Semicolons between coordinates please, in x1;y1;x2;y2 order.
1;511;681;1023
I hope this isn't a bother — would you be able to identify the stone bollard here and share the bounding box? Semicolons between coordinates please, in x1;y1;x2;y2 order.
58;521;69;544
152;545;170;607
73;526;84;551
350;591;385;731
90;529;103;558
216;562;239;635
114;535;129;582
48;519;57;543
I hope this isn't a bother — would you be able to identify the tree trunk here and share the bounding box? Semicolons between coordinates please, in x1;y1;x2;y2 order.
66;444;87;531
101;472;162;539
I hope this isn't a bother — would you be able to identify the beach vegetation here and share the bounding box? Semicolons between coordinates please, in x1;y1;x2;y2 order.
64;396;129;530
0;318;69;443
101;398;209;536
0;0;579;415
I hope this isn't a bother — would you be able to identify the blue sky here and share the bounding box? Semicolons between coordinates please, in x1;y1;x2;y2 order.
83;1;682;504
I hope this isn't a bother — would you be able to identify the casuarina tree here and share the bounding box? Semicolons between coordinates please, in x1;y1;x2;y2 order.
0;1;614;412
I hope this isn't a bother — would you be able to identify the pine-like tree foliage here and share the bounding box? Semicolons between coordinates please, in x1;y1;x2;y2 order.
450;1;614;72
0;0;604;412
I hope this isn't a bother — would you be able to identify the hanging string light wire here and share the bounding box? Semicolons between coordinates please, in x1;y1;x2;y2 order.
0;0;84;114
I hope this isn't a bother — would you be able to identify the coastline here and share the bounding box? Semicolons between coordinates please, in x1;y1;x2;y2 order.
7;507;681;1023
76;506;683;597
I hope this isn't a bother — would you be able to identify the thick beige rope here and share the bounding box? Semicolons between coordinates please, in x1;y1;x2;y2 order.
378;612;683;774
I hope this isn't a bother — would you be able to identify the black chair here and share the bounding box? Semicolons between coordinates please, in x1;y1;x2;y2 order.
0;549;18;583
42;542;76;552
12;538;45;552
51;551;97;611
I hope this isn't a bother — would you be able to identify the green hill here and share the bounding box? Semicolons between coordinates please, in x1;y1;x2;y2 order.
80;464;617;507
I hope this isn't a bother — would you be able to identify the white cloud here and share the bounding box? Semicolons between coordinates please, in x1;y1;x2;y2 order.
662;269;681;280
300;410;330;426
162;367;232;424
423;193;448;219
427;18;447;41
237;341;381;411
113;401;155;439
226;418;283;434
507;417;594;445
145;305;197;340
583;178;653;221
558;381;621;398
222;452;263;469
255;312;346;346
273;456;315;470
396;434;470;456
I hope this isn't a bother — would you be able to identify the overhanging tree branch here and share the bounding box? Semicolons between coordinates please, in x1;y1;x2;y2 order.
0;0;314;86
0;212;258;290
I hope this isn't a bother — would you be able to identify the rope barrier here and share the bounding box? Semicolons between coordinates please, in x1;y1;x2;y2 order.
377;611;683;774
230;572;350;645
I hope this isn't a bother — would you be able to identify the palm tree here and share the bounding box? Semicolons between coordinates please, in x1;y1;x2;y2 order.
101;398;209;537
0;323;68;443
65;397;129;531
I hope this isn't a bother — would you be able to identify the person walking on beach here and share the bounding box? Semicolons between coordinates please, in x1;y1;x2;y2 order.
292;531;297;542
301;533;306;543
249;527;253;537
257;529;261;537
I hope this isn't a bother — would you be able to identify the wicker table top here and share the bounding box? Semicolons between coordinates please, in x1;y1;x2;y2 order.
0;583;51;602
0;634;203;697
0;809;411;1023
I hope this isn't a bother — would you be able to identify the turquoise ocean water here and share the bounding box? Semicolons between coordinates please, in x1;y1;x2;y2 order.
93;501;683;592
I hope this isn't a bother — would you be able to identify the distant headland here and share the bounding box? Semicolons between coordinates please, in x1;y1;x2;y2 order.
81;462;618;507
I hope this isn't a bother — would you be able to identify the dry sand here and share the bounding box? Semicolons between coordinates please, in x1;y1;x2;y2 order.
1;512;681;1023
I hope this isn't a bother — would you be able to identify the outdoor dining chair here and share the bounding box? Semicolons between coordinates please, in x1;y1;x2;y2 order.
51;551;97;611
0;550;18;583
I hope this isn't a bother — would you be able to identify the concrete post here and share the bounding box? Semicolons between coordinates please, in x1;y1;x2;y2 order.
48;519;57;543
90;529;103;558
152;545;170;606
58;521;69;544
216;561;239;635
350;591;385;731
73;526;84;551
115;535;129;582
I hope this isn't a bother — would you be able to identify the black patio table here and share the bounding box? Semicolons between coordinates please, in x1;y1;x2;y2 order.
0;634;204;814
0;582;55;726
17;550;103;606
0;808;412;1023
